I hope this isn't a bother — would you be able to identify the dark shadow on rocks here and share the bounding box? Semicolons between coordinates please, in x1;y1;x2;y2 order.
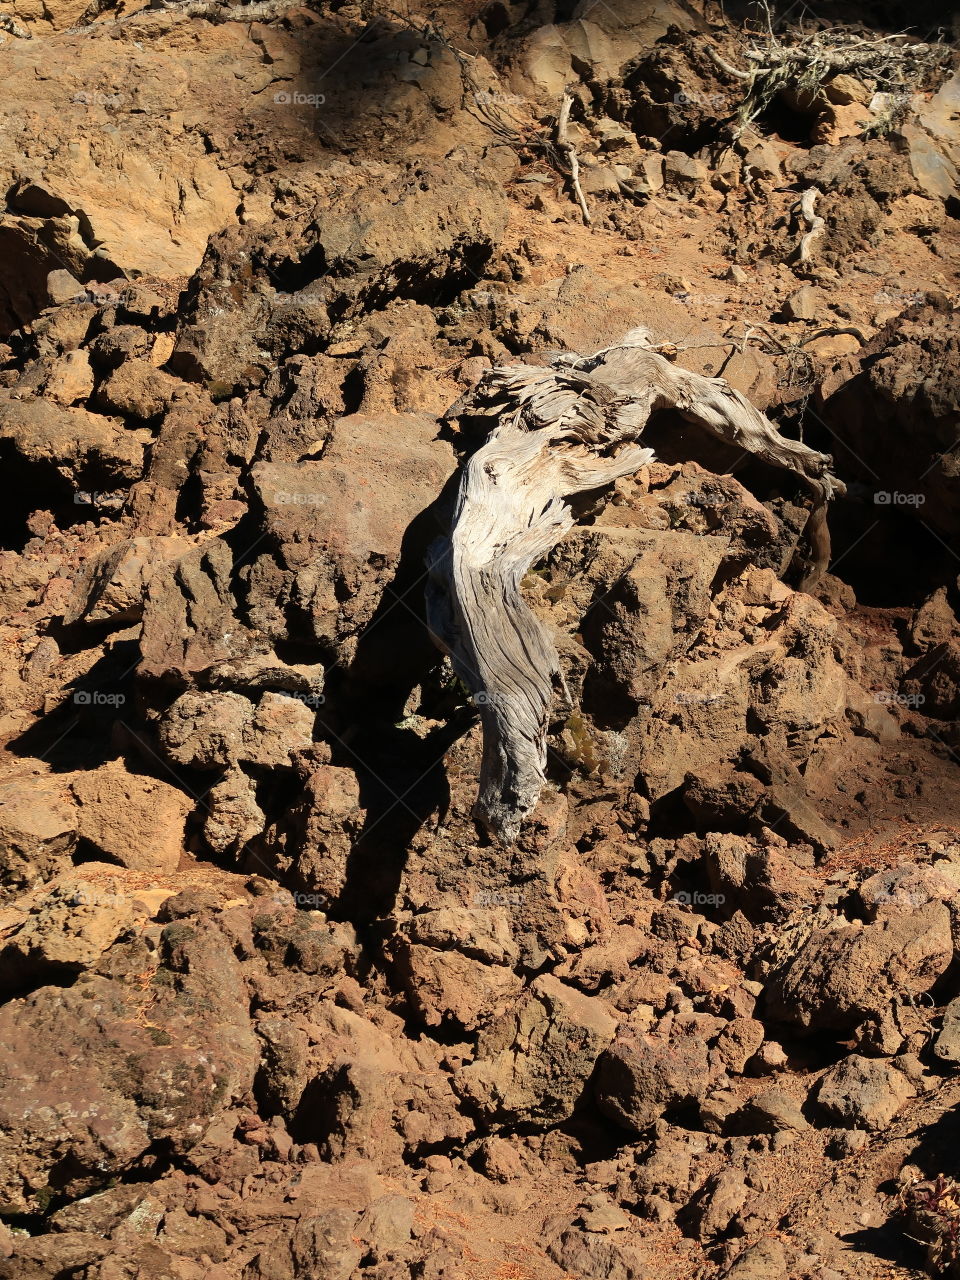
903;1095;960;1181
335;725;453;923
812;497;955;608
344;480;458;722
331;476;463;923
840;1222;927;1273
6;642;141;774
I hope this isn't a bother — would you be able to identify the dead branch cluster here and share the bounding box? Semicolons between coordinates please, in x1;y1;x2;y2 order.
708;26;951;137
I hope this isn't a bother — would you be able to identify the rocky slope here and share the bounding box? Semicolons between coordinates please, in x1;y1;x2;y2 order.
1;0;960;1276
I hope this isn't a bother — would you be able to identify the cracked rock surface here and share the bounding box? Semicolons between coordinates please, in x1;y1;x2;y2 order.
1;0;960;1277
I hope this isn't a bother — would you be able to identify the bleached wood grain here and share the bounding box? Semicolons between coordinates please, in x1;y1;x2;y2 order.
426;329;845;843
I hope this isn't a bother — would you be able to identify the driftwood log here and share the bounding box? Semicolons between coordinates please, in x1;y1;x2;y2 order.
425;328;845;844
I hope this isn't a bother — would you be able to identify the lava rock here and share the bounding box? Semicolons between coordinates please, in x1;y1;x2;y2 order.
456;974;619;1125
595;1014;718;1133
815;1054;915;1130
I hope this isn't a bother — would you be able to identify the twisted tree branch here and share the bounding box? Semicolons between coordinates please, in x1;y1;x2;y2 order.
426;330;845;843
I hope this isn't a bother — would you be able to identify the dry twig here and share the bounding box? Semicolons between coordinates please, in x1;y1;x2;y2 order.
555;92;592;226
795;186;824;263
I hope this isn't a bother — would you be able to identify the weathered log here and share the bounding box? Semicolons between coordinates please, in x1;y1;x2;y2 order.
425;328;844;844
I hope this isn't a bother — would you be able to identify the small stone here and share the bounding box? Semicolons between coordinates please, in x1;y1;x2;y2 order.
742;137;781;181
638;1195;673;1222
97;359;181;419
783;285;818;321
43;350;95;407
724;1237;787;1279
596;1015;716;1133
62;535;190;627
714;1017;765;1073
204;770;265;857
594;119;634;152
0;775;77;891
69;760;192;874
662;150;708;193
579;163;621;196
898;124;958;202
688;1168;748;1239
240;691;315;769
0;871;141;989
356;1195;415;1256
456;974;618;1124
656;273;692;298
699;1089;740;1135
637;152;664;193
741;1086;809;1132
816;1055;915;1130
578;1195;631;1233
752;1040;788;1074
824;74;870;106
46;269;84;306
